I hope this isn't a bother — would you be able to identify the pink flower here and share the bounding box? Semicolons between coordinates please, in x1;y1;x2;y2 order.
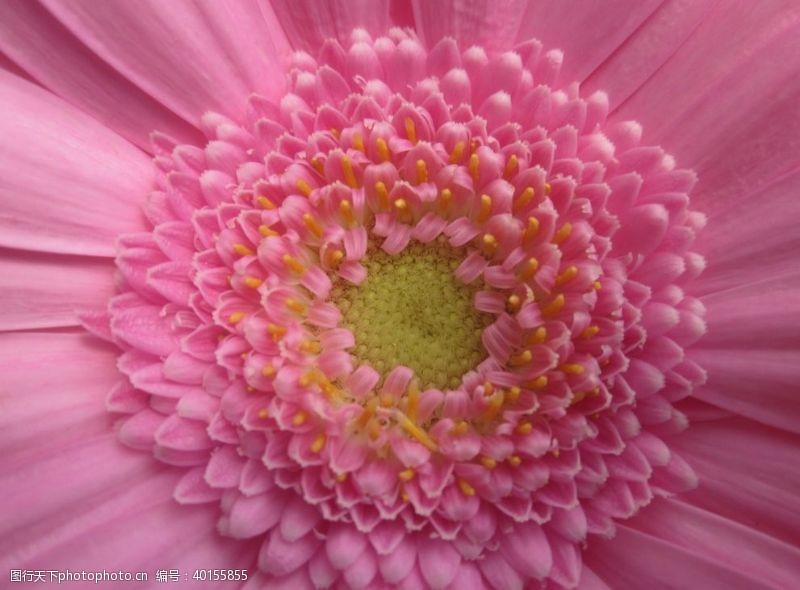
1;2;799;589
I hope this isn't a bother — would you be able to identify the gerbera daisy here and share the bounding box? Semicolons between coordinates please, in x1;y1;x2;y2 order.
1;1;798;589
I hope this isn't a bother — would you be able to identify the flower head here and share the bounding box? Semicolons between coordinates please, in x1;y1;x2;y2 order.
105;29;707;588
1;3;799;590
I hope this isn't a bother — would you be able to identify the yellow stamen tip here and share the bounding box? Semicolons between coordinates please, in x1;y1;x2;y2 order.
508;455;522;467
376;137;390;162
451;421;470;435
529;375;549;390
513;187;535;212
243;276;263;289
325;248;345;268
233;243;254;257
352;133;365;152
258;224;278;237
458;479;476;496
257;196;276;210
542;294;565;317
449;141;465;164
258;408;270;419
519;257;540;281
555;265;579;286
482;233;497;255
553;222;573;245
398;468;415;482
581;325;600;339
524;216;540;242
560;363;585;375
469;153;480;183
544;182;552;195
480;456;497;469
477;194;492;223
285;298;307;314
310;433;326;453
282;254;306;274
267;323;287;341
593;280;603;290
339;200;355;226
341;155;358;188
375;181;389;210
416;159;428;184
296;179;313;197
438;188;452;215
404;117;417;144
504;154;519;178
228;311;246;325
302;212;324;238
261;364;276;378
510;349;533;366
526;326;547;346
516;421;533;435
292;411;307;426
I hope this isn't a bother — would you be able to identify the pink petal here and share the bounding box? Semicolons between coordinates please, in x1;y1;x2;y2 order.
671;417;800;547
42;0;291;123
0;71;151;255
613;5;800;203
0;251;114;330
413;0;528;52
586;526;778;590
269;0;408;51
517;0;663;82
626;499;800;590
0;0;202;150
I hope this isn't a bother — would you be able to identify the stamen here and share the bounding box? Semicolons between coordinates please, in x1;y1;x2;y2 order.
341;155;358;188
233;243;254;257
376;137;391;162
526;326;547;345
449;141;465;164
451;421;470;435
375;181;390;210
243;276;263;289
310;433;326;453
352;133;365;152
458;479;476;496
228;311;246;325
296;179;313;197
477;194;492;223
523;216;540;242
508;455;522;467
398;468;415;482
404;117;417;144
325;248;345;268
303;212;324;238
513;187;535;212
394;198;412;223
282;254;306;274
482;233;498;256
259;225;278;237
438;188;452;215
516;421;533;435
469;153;480;183
261;364;276;378
506;294;521;313
258;408;270;419
257;195;277;209
518;257;540;281
553;222;573;245
267;323;287;341
560;363;585;375
555;265;578;286
416;159;428;184
542;294;565;317
397;413;438;451
506;386;521;404
285;298;306;314
509;350;533;366
581;325;600;339
504;154;518;179
480;456;497;469
339;200;356;226
292;411;308;426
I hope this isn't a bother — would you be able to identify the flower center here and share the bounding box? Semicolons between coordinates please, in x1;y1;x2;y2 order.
335;238;490;389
